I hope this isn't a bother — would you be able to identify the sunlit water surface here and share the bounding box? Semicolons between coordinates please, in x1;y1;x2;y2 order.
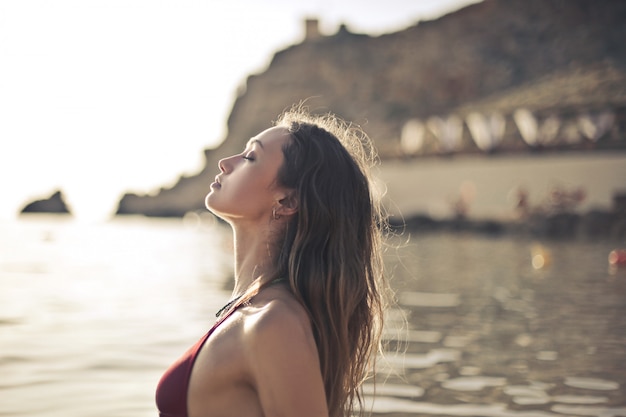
1;216;625;416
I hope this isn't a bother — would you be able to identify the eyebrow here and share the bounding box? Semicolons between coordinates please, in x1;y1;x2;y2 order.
247;139;264;150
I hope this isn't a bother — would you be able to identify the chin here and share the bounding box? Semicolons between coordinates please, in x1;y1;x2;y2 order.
205;194;225;219
204;192;215;211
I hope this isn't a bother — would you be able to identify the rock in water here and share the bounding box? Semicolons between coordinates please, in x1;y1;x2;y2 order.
20;190;72;215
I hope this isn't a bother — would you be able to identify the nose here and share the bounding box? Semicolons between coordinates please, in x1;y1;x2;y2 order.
218;155;236;173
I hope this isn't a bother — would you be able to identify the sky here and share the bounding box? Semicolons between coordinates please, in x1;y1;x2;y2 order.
0;0;482;221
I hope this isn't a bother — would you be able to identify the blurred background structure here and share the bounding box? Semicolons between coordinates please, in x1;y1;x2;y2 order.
111;0;626;239
3;0;625;227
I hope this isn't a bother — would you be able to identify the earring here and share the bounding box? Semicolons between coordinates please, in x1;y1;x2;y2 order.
272;207;281;220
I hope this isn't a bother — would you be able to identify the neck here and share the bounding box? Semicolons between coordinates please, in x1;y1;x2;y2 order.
230;221;277;297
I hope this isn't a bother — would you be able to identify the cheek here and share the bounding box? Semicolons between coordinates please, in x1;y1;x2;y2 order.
207;174;274;216
229;176;265;200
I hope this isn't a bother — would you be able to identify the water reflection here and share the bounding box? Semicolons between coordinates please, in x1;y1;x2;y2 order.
1;219;624;417
400;291;461;307
368;233;626;417
442;376;507;391
382;349;462;370
564;377;620;391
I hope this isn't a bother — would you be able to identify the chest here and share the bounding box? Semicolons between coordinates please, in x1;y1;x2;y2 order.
186;317;255;413
192;318;249;383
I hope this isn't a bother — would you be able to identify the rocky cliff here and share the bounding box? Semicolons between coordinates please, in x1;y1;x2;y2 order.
116;0;626;217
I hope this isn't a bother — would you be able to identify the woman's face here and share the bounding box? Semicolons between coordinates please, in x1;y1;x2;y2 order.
205;126;292;223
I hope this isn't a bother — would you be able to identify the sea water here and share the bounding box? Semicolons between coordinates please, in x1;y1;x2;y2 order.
1;216;624;416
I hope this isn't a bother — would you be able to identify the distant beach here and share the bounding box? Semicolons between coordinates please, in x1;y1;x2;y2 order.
379;151;626;220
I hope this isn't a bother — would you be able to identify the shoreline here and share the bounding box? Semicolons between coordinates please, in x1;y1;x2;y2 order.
390;209;626;242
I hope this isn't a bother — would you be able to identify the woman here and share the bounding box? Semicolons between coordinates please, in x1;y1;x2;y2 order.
156;106;390;417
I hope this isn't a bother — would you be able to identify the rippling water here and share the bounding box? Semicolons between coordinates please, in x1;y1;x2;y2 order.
1;216;625;417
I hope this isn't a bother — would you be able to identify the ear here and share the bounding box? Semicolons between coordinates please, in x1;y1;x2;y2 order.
275;191;298;217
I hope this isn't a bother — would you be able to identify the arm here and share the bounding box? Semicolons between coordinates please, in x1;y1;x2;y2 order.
245;301;329;417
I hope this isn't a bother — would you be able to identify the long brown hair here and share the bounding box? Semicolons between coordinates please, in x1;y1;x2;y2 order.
273;106;389;417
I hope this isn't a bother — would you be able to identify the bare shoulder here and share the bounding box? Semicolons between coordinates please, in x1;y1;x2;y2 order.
243;290;314;348
239;288;328;416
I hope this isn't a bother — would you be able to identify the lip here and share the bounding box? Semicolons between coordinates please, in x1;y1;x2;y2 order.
211;175;222;189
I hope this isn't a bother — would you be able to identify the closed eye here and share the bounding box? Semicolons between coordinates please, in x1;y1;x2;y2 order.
242;155;255;161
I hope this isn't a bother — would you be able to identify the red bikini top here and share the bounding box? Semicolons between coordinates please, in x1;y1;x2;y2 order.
155;307;236;417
